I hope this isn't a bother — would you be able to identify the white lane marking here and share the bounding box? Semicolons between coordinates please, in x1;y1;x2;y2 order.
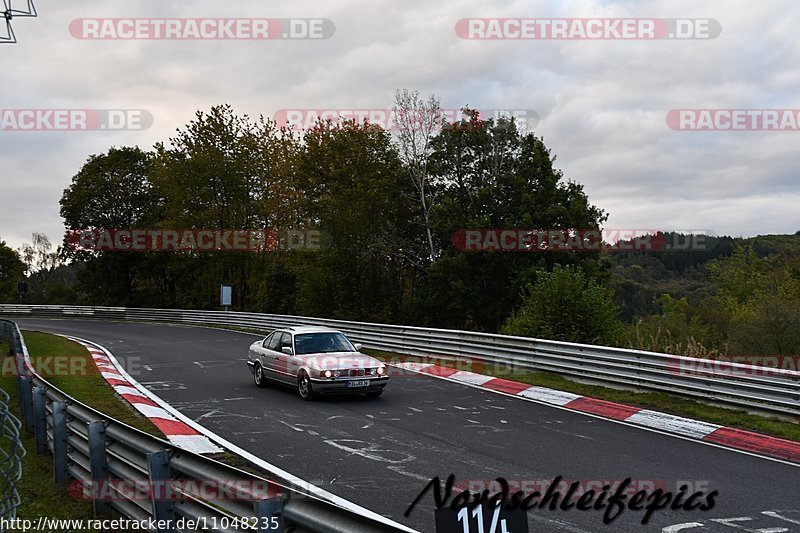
140;380;187;391
279;421;304;432
169;435;221;454
113;385;148;397
223;397;254;401
449;370;495;386
710;517;789;531
453;405;470;410
625;410;721;439
130;404;173;419
324;439;414;465
193;360;234;368
408;407;422;413
391;362;433;372
194;409;218;421
65;336;416;532
387;465;431;482
762;511;800;525
517;386;581;406
663;524;706;532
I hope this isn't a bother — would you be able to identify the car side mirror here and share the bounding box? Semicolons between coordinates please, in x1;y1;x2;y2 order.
353;343;362;351
281;346;293;355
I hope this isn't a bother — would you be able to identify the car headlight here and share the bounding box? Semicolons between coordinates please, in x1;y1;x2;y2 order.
333;370;341;378
323;370;333;378
377;366;386;376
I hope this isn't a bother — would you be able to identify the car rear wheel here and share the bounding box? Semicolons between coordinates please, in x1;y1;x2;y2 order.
253;363;267;388
298;371;315;400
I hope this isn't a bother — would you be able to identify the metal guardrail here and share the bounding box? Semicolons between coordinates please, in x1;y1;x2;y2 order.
0;305;797;418
0;384;24;526
0;318;412;533
0;321;25;527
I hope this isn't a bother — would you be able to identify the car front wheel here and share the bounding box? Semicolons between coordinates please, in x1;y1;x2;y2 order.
298;371;315;401
253;363;267;388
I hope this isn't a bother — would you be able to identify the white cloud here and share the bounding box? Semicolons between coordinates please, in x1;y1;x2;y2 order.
1;0;798;248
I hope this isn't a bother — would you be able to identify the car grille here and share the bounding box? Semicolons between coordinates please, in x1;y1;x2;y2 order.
348;368;367;377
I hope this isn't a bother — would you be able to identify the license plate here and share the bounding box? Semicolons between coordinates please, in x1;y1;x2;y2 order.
346;380;370;388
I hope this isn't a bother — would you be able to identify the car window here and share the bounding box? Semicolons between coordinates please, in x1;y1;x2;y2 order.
262;333;274;349
278;333;293;352
267;332;282;351
294;333;355;355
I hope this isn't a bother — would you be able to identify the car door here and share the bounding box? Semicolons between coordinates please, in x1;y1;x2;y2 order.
250;333;272;365
272;332;296;384
259;331;283;378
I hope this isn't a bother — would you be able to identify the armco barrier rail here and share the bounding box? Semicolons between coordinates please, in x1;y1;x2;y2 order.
0;305;797;418
0;318;413;533
0;321;25;525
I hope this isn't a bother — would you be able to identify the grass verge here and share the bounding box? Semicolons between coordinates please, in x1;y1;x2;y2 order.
21;331;163;436
0;332;164;529
364;349;800;443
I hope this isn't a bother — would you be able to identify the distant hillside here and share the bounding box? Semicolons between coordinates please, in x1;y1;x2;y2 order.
608;232;800;320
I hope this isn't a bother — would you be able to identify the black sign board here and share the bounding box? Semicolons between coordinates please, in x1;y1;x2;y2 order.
435;503;529;533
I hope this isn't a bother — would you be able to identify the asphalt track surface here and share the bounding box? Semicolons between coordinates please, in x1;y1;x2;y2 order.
12;318;800;533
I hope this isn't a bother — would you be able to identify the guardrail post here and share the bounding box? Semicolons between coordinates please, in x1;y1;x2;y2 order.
52;401;69;484
147;450;175;531
88;421;111;516
33;386;47;455
19;376;34;434
254;498;284;533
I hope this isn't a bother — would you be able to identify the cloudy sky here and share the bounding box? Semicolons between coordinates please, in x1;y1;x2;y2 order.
1;0;798;250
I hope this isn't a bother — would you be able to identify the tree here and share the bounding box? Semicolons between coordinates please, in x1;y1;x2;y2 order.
393;89;442;263
502;264;620;345
20;233;63;303
0;240;25;302
60;146;158;305
293;120;415;321
411;110;607;331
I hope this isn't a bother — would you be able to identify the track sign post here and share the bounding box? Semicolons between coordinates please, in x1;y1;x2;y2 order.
220;285;232;310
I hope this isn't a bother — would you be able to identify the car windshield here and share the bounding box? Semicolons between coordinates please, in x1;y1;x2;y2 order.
294;333;355;355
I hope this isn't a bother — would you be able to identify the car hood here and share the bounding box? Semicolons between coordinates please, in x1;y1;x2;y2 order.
300;352;383;370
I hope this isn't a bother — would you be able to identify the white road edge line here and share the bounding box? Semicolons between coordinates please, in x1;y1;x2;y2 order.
65;335;419;533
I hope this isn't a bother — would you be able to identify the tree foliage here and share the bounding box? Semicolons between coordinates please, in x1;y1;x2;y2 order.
502;264;620;344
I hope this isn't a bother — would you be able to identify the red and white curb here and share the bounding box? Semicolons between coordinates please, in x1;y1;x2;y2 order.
68;336;223;454
393;362;800;465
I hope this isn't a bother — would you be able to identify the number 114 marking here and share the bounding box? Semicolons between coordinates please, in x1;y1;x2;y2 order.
457;504;511;533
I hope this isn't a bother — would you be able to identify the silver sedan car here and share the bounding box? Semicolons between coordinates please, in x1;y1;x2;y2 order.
246;326;389;400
